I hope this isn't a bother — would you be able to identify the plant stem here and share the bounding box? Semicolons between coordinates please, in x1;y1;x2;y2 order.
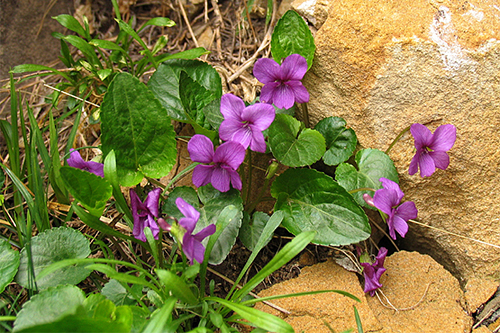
245;178;270;214
245;150;253;207
348;187;376;195
385;125;411;154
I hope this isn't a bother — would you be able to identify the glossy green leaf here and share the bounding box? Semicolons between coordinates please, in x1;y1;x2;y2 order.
13;285;85;332
148;59;222;121
271;169;370;245
270;10;315;69
60;166;112;216
162;186;200;220
268;114;325;167
179;70;217;134
16;227;91;289
156;269;197;305
335;148;399;209
0;238;20;293
314;117;357;166
206;297;293;333
101;72;177;186
86;264;158;291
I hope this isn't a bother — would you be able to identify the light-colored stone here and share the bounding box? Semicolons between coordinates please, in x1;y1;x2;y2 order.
292;0;331;29
473;326;493;333
304;0;500;282
466;278;498;313
254;251;472;332
254;259;383;333
367;251;472;333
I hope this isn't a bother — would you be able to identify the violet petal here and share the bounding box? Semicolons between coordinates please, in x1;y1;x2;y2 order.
220;94;245;121
429;124;456;151
192;165;214;188
213;141;246;170
243;103;275;131
286;80;310;104
429;151;450;170
188;135;214;164
253;58;281;84
211;167;231;192
410;123;432;150
280;54;308;81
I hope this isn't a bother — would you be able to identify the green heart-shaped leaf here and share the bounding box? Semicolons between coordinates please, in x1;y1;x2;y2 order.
268;114;325;167
0;238;19;293
101;72;177;186
335;148;399;209
314;117;357;166
16;227;91;289
271;169;370;245
148;59;222;121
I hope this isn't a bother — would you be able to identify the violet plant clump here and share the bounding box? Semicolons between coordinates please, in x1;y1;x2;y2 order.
3;7;463;332
409;123;457;177
253;54;310;109
66;148;104;177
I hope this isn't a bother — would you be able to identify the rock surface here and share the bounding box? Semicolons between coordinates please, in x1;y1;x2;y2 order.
254;251;475;332
301;0;500;282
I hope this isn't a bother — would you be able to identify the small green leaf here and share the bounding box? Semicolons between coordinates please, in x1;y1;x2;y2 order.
53;14;90;39
155;47;210;63
60;166;112;216
268;114;325;167
148;59;222;121
271;169;370;245
314;117;357;166
13;285;85;332
271;10;315;69
140;17;176;31
143;298;176;333
0;239;20;293
63;35;101;68
89;39;126;52
335;149;399;209
16;227;91;289
102;279;138;306
156;269;198;305
101;72;177;186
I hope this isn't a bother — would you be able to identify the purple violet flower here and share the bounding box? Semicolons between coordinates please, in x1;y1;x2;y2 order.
253;54;309;109
409;123;457;177
175;197;216;265
219;94;275;153
364;178;418;240
130;188;161;242
67;148;104;177
188;134;246;192
361;247;388;296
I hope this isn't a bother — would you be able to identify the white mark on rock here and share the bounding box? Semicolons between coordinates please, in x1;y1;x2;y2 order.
296;0;318;27
429;6;473;71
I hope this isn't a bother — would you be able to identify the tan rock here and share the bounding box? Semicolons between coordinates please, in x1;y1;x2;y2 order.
254;259;383;332
304;0;500;281
367;251;472;333
292;0;331;29
472;326;493;333
465;278;498;314
254;251;473;332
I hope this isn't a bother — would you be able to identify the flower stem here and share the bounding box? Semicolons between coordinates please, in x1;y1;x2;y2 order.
302;103;310;128
385;125;411;154
162;162;199;196
245;150;253;207
245;178;270;214
240;151;249;203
